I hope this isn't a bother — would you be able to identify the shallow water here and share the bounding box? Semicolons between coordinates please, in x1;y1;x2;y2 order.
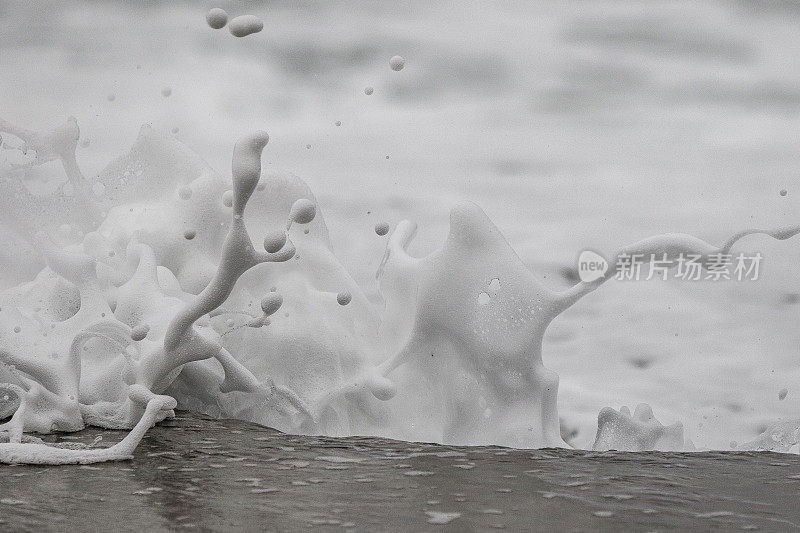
2;413;799;531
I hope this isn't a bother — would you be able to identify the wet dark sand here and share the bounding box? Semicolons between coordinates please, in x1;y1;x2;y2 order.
1;413;799;532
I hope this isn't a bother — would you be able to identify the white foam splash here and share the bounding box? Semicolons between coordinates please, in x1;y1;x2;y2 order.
0;117;797;463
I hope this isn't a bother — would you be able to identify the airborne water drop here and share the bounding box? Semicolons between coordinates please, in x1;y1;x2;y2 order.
389;55;405;71
206;8;228;29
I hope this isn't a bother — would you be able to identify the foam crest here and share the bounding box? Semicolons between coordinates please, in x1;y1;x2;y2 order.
593;404;691;452
741;420;800;453
376;202;567;447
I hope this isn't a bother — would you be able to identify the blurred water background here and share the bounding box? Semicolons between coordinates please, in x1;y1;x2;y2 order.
0;0;798;449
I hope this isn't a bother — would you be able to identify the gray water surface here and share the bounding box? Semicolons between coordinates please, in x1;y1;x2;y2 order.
1;413;799;531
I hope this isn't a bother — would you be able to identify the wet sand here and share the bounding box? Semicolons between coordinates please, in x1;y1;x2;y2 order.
2;413;799;531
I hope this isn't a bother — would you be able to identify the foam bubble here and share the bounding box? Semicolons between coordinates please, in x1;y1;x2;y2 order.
229;15;263;38
222;190;234;207
260;293;283;316
289;198;316;225
389;55;405;71
425;511;460;525
336;291;352;306
184;229;196;240
264;231;287;253
206;8;228;29
364;86;374;95
131;324;150;342
161;87;172;98
375;222;389;236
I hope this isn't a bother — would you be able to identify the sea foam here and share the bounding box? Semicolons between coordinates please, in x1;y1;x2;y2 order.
0;116;798;462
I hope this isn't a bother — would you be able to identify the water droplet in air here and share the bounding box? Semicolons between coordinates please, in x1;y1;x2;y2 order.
289;199;316;225
206;8;228;29
389;55;405;71
229;15;263;37
337;291;352;306
264;231;287;253
375;222;389;236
